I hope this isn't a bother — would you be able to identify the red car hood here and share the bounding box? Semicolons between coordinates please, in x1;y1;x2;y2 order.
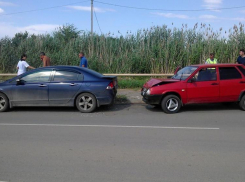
143;78;180;88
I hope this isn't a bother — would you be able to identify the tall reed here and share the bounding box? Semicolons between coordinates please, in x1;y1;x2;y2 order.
0;23;244;73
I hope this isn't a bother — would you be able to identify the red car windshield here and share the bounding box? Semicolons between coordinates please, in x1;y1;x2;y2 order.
172;66;198;80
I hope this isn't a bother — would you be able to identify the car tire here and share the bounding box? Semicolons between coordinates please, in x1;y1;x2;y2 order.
76;93;97;113
239;95;245;111
161;95;181;114
0;93;9;112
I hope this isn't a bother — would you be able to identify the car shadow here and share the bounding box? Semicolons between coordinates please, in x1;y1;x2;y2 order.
145;103;241;113
10;104;132;113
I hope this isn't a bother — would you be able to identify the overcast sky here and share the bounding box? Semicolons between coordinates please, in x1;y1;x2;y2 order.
0;0;245;38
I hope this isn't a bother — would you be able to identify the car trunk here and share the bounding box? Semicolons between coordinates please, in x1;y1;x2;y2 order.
102;76;118;93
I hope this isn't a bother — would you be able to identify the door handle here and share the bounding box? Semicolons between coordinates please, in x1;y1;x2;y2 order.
211;83;219;85
39;84;47;87
70;83;77;86
240;81;245;83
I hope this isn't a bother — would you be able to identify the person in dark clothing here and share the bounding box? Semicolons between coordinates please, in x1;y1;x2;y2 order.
237;49;245;65
79;52;88;68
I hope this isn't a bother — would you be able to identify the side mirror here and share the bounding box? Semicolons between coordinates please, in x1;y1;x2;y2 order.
188;77;196;83
16;79;24;85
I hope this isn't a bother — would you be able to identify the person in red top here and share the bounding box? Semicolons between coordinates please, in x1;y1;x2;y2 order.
40;52;51;67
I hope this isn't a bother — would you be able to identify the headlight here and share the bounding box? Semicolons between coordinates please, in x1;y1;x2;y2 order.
146;88;151;95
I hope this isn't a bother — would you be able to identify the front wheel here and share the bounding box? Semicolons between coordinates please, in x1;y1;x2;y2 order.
76;93;97;113
0;93;9;112
161;95;181;114
239;95;245;111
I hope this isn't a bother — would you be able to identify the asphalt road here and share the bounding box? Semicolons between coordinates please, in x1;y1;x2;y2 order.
1;103;245;182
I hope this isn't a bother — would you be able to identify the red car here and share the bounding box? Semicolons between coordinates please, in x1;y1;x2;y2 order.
141;64;245;113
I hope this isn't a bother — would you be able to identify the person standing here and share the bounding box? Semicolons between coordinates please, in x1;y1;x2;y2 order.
205;53;218;64
17;54;35;75
236;49;245;65
79;52;88;68
40;52;51;67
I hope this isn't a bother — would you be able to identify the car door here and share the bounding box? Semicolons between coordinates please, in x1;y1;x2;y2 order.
49;70;83;105
219;66;245;102
11;70;52;106
186;67;220;103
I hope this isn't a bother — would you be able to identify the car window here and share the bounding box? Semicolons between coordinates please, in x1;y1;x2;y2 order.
219;67;242;80
193;68;217;82
238;66;245;76
172;66;198;80
21;70;51;83
53;70;83;82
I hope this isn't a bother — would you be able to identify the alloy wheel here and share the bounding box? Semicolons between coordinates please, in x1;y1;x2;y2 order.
165;98;179;112
78;96;94;111
0;96;6;111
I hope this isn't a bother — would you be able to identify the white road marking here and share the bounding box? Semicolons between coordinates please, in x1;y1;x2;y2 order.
0;123;219;130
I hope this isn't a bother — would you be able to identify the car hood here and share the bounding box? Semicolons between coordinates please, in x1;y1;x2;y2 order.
143;78;180;88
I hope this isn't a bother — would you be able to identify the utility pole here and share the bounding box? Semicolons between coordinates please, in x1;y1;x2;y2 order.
91;0;93;55
91;0;93;36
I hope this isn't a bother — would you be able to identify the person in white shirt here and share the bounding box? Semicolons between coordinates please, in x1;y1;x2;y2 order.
17;54;35;75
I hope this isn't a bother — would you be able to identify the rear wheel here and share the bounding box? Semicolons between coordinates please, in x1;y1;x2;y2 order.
0;93;9;112
76;93;97;113
239;95;245;111
161;95;181;114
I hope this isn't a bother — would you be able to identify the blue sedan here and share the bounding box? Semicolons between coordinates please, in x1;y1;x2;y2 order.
0;66;117;112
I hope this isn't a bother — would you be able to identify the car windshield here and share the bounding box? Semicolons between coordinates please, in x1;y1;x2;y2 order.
172;66;198;80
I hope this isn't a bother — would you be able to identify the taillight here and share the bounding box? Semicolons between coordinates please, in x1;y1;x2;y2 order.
106;82;114;89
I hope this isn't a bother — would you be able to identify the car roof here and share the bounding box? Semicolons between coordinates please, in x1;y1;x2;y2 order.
36;65;84;71
33;65;104;78
191;64;245;68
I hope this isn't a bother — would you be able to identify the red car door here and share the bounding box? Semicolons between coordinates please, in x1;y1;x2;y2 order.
186;67;220;104
219;66;245;102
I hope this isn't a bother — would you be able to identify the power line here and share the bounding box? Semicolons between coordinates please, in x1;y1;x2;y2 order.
94;0;245;12
1;0;244;16
0;0;90;16
94;10;102;34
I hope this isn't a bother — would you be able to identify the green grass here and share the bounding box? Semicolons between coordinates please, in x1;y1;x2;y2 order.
118;78;147;89
115;95;129;103
117;76;169;89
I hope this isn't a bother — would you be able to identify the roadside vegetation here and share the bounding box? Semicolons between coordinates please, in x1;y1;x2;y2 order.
118;77;149;89
117;76;169;89
0;23;244;74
